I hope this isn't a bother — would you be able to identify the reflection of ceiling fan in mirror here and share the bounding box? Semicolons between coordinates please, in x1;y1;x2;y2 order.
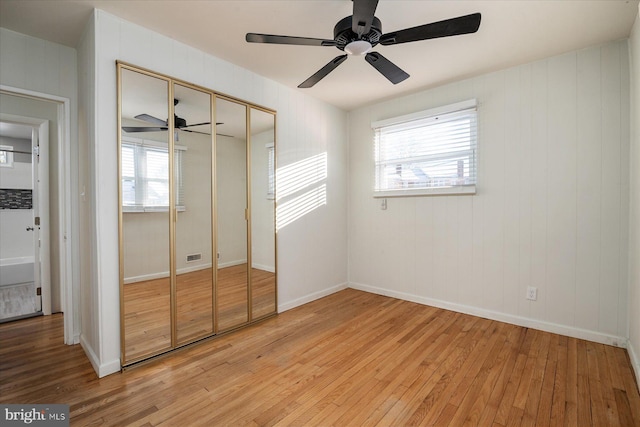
122;99;220;136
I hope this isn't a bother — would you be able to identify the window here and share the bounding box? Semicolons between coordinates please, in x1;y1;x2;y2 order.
0;145;14;168
266;143;275;199
121;139;186;212
373;99;477;197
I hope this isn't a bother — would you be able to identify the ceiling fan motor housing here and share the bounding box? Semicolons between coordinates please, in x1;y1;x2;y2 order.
334;15;382;51
174;115;187;128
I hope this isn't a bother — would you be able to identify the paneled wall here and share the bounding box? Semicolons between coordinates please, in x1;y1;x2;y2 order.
79;10;348;376
349;40;630;345
0;28;79;337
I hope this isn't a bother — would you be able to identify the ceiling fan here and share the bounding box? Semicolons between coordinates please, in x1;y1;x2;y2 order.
122;99;215;135
246;0;481;88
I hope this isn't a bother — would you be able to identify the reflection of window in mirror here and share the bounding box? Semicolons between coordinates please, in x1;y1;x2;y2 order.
121;137;186;212
0;145;14;168
267;142;274;200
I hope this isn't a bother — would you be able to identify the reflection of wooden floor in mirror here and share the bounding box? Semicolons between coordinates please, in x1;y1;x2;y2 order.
216;264;276;331
176;269;214;344
123;265;275;362
123;277;172;362
251;267;277;319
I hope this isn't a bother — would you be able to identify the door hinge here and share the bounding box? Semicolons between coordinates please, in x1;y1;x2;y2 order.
36;287;42;296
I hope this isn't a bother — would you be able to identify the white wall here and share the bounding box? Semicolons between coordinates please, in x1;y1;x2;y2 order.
78;9;348;377
627;5;640;388
77;16;98;369
0;28;79;334
216;135;248;267
349;40;630;347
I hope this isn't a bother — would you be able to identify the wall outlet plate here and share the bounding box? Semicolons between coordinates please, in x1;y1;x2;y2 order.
526;286;537;301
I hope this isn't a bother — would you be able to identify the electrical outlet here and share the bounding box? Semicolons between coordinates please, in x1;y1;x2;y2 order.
526;286;537;301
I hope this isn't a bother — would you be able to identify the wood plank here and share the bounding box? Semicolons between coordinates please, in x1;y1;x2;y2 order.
1;289;639;426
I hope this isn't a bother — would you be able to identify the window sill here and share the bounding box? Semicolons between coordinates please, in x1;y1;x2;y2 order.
373;185;476;198
123;206;186;213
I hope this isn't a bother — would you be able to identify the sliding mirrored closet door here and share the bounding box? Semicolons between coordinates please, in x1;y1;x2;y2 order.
215;97;249;331
118;62;277;366
249;108;276;319
119;67;172;363
173;83;214;345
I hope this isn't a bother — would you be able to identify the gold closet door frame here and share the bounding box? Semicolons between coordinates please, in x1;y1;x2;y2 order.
117;61;277;368
249;104;278;322
117;63;174;365
173;81;215;346
212;94;250;333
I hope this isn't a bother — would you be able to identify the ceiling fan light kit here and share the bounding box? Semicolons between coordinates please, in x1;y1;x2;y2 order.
246;0;481;88
344;40;372;56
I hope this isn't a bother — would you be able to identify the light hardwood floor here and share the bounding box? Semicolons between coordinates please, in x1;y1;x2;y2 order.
1;289;639;426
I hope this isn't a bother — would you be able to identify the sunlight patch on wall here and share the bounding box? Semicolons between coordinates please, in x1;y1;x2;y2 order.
276;152;327;231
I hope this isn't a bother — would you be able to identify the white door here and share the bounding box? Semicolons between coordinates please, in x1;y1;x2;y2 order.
32;121;50;315
31;127;41;312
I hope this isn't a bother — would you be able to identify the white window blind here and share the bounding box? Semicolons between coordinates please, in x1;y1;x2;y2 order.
267;143;275;199
121;139;186;212
373;99;477;197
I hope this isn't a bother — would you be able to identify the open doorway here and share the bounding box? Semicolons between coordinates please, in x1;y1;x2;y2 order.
0;120;49;321
0;86;75;345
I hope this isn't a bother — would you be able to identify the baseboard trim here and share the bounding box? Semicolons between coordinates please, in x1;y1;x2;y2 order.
80;334;120;378
124;263;213;284
218;259;247;269
278;283;348;313
252;263;275;273
628;339;640;393
348;282;627;348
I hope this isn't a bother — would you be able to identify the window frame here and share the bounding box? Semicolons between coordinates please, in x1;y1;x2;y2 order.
0;145;14;168
372;99;478;198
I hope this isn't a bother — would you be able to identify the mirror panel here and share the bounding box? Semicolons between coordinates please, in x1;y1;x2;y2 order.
215;97;249;331
120;68;172;362
174;84;214;344
250;108;276;319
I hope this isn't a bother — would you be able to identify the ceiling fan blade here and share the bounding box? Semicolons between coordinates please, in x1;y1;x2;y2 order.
181;129;211;135
134;113;167;126
379;13;481;46
365;52;409;84
122;126;167;133
298;55;348;88
181;121;211;128
246;33;336;47
352;0;379;36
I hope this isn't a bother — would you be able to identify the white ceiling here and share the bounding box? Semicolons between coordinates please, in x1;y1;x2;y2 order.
1;0;638;111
